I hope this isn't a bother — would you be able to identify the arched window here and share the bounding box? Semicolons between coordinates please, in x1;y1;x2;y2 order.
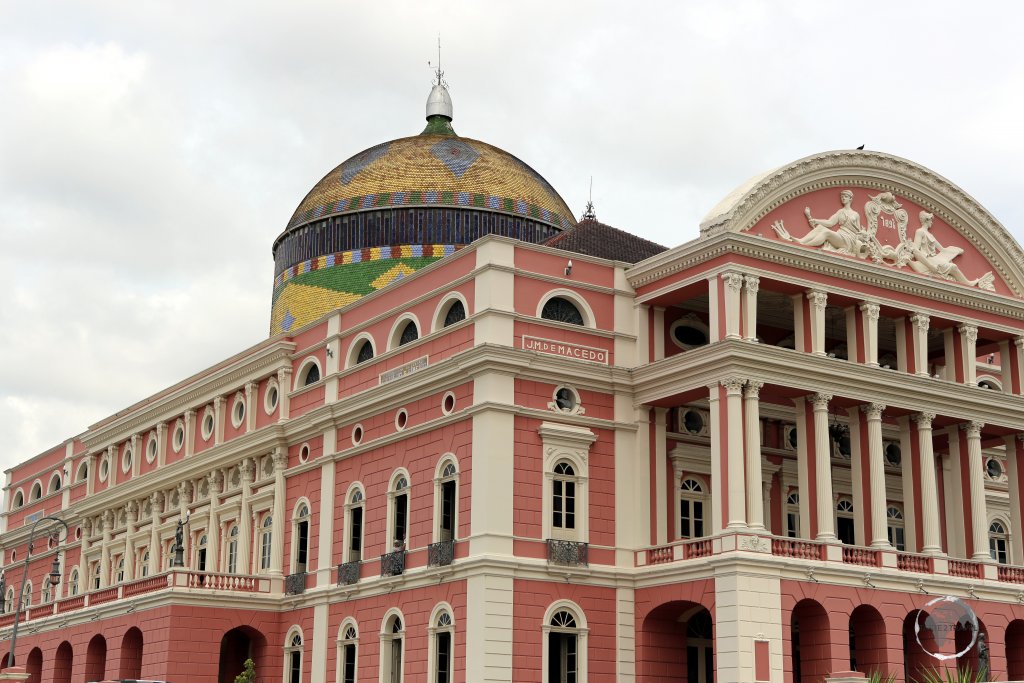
69;569;79;596
116;557;125;583
544;606;588;683
389;475;409;548
293;502;311;574
429;607;455;683
381;613;405;683
399;321;418;346
42;577;52;604
30;482;42;502
679;477;706;540
93;563;102;590
836;498;855;545
76;461;89;482
141;551;150;578
443;300;466;327
284;631;303;683
302;362;320;386
552;462;577;534
4;588;13;614
541;297;584;326
886;506;905;551
49;473;62;494
11;490;24;509
345;488;365;563
338;622;358;683
786;492;800;539
435;459;458;543
21;582;31;610
227;525;240;574
356;340;374;364
260;515;274;571
990;520;1010;564
196;534;208;572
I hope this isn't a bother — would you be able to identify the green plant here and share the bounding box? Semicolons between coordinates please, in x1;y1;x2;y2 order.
868;672;897;683
233;658;256;683
916;665;990;683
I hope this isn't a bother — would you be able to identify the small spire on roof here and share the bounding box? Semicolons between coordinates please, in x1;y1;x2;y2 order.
423;36;455;134
580;177;597;220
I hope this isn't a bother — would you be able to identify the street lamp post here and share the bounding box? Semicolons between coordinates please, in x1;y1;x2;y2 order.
5;515;69;668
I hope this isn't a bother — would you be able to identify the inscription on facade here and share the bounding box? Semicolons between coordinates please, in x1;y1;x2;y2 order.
522;336;609;364
379;356;429;385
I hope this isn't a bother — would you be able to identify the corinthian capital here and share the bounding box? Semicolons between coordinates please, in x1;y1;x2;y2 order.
859;302;880;321
743;380;764;399
743;275;760;294
913;412;936;428
910;313;930;331
860;403;886;419
962;421;984;438
720;377;745;393
806;291;828;311
958;324;979;343
809;393;832;409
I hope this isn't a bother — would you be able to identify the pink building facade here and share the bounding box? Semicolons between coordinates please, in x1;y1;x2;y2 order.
2;86;1024;683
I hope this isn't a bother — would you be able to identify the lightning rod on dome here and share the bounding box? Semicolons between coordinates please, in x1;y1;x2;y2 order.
581;176;596;221
428;35;447;89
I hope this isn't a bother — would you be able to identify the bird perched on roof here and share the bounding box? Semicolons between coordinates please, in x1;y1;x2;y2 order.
856;144;865;150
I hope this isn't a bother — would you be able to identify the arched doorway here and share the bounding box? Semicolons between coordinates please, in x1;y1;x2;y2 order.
638;601;714;682
26;648;42;683
1007;620;1024;680
0;652;8;670
85;634;107;683
120;627;144;679
849;604;888;676
53;641;73;683
218;626;267;683
903;610;935;683
955;617;987;677
791;599;830;683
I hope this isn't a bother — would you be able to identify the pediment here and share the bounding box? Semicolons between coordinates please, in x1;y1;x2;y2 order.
700;151;1024;298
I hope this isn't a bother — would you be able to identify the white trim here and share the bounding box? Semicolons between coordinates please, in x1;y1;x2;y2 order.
290;497;312;574
29;478;43;502
200;405;216;441
283;625;305;683
386;469;411;548
441;391;456;416
121;444;133;474
427;601;455;683
47;471;62;495
536;288;596;328
10;487;24;510
336;617;359;683
230;392;246;429
387;313;422;351
432;454;459;543
172;419;185;454
395;408;409;432
351;423;364;446
346;333;377;369
668;314;711;350
541;600;589;683
379;608;406;683
548;384;584;416
431;291;470;334
343;482;366;563
145;430;158;464
295;356;323;389
539;423;595;543
264;377;281;415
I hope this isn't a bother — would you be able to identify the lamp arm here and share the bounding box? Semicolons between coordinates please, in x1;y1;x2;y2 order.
7;515;70;667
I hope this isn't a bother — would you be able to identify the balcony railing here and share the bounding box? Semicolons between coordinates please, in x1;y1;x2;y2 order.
949;559;983;579
428;540;455;567
547;539;588;567
683;538;712;559
771;538;826;560
285;572;306;595
337;561;360;586
896;552;934;574
381;549;406;577
842;546;880;567
997;565;1024;583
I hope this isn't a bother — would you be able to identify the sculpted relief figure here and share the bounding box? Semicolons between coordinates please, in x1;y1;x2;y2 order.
772;189;870;258
909;211;995;290
770;189;996;291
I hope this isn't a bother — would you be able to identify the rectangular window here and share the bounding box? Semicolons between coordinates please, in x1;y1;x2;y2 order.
297;520;309;572
440;480;456;541
350;507;363;560
394;494;408;544
343;643;356;683
436;632;451;683
553;480;564;528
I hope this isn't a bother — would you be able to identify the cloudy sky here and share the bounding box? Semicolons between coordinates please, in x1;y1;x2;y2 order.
2;1;1023;479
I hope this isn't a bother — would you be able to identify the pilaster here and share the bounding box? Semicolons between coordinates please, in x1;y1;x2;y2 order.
742;275;759;342
744;381;765;530
861;403;890;548
810;394;835;541
909;314;930;377
722;272;744;340
859;302;880;367
807;291;828;356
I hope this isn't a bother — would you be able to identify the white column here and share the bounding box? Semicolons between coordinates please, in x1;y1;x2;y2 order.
130;433;141;478
743;275;759;342
807;291;828;356
709;385;723;534
958;324;979;386
913;414;942;554
213;396;226;445
155;423;167;467
964;421;989;560
810;394;836;541
1007;435;1024;564
244;382;257;432
277;368;293;419
184;409;196;458
206;472;221;573
722;272;744;340
99;511;112;588
124;502;138;580
653;408;668;544
862;403;890;548
744;381;765;530
148;493;162;574
238;460;255;573
724;378;746;528
859;302;880;367
910;314;931;377
270;449;287;577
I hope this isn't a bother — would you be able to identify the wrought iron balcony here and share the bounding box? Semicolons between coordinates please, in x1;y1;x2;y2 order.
380;549;406;577
547;539;588;567
428;539;455;567
337;560;360;586
284;572;306;595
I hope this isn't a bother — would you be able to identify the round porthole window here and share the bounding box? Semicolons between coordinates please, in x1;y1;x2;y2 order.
987;458;1003;479
442;391;456;415
122;447;133;473
173;423;185;453
884;443;902;467
681;409;705;435
265;379;280;415
669;317;711;350
232;395;246;428
299;443;310;463
352;424;364;446
201;411;215;440
396;409;409;431
146;434;158;463
99;458;109;482
551;385;582;414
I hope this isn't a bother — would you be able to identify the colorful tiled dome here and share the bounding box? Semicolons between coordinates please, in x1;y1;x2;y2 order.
270;83;576;336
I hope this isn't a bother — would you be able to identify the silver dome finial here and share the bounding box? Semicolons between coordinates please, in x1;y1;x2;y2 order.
426;36;453;121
